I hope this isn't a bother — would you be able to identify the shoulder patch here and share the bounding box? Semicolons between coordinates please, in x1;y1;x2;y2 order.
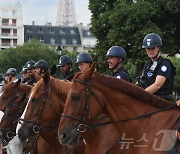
161;65;167;72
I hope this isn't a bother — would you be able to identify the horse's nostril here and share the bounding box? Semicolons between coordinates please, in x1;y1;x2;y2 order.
60;132;67;141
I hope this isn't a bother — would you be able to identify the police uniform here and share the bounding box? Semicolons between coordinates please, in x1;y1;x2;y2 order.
138;56;175;100
60;71;74;81
25;76;37;86
112;66;131;82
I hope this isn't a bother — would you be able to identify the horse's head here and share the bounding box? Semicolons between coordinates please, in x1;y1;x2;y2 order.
18;72;68;143
58;63;105;145
0;79;22;111
0;80;31;144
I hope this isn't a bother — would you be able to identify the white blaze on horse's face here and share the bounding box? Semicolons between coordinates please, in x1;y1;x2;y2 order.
0;91;3;97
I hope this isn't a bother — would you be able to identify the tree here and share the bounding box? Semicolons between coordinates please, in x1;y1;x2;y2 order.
0;40;57;73
89;0;180;72
169;57;180;96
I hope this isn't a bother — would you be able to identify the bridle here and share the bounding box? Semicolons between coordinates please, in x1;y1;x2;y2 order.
0;90;28;144
19;81;60;134
62;78;104;132
61;78;178;133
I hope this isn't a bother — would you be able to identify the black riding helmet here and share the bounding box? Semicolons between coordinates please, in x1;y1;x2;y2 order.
20;66;27;74
58;55;72;67
142;33;162;48
106;46;126;61
75;52;93;63
34;60;48;71
25;60;36;70
6;68;17;76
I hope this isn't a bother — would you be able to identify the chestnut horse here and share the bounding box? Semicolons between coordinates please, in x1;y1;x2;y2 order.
0;80;56;154
18;73;85;153
58;64;180;154
17;72;126;154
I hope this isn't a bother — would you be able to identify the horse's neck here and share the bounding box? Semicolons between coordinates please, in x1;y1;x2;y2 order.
97;85;158;132
20;84;32;96
55;80;71;100
97;85;180;142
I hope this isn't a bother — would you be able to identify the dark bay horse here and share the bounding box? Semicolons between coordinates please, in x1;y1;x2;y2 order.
18;73;85;153
58;64;180;154
0;80;56;154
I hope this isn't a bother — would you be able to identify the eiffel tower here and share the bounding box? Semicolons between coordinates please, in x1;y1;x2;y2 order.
56;0;77;26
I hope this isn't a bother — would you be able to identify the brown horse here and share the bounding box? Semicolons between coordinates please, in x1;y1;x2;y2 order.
18;73;85;153
0;80;56;154
0;80;31;145
58;64;180;154
17;73;125;154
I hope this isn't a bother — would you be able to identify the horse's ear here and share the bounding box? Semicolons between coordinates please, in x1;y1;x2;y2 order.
43;72;50;85
84;63;96;79
4;79;8;84
14;79;21;88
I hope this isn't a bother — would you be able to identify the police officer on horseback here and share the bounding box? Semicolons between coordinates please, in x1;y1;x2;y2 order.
24;60;37;85
34;60;49;80
58;55;74;81
76;52;93;72
20;66;29;84
0;73;4;93
137;33;175;101
106;46;131;82
5;68;18;82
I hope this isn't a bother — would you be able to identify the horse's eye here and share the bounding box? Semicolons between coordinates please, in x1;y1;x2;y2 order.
71;94;80;102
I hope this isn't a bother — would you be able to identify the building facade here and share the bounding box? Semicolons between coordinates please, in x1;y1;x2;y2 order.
78;23;97;52
24;24;82;52
0;2;23;50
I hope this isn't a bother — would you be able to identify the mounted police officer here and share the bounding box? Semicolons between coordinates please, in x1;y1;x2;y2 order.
137;33;175;101
76;52;93;72
106;46;131;82
5;68;18;82
58;55;74;81
34;60;49;80
20;66;29;84
24;60;37;85
0;73;4;93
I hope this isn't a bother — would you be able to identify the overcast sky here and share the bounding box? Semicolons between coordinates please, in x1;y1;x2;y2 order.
0;0;91;26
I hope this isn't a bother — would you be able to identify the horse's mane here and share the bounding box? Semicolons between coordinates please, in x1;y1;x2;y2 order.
31;77;72;97
20;83;32;94
51;77;72;95
93;72;174;109
31;79;43;97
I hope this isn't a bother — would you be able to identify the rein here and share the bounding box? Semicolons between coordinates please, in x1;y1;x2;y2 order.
0;91;28;144
19;82;60;134
61;78;178;132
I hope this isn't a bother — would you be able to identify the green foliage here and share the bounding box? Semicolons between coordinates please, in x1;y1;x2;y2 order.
0;40;57;73
88;0;180;95
168;57;180;95
89;0;180;71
